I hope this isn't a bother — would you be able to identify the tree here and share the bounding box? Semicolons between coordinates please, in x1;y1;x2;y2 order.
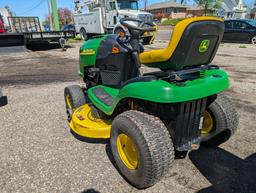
195;0;222;15
43;7;73;30
58;8;73;28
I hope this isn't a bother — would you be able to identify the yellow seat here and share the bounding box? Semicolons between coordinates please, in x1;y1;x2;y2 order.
139;16;223;65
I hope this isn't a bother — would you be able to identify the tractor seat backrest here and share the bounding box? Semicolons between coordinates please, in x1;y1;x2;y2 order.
140;17;225;71
168;19;224;70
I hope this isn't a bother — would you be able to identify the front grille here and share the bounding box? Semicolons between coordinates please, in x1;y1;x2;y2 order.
138;14;153;23
174;98;207;151
100;70;121;87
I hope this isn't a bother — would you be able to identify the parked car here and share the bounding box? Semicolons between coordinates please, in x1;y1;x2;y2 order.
61;24;75;32
223;19;256;44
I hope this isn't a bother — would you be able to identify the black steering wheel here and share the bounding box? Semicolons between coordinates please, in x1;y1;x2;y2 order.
120;18;155;38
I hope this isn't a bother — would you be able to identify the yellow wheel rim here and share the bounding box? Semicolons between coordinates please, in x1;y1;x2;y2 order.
65;94;72;110
116;134;138;170
201;111;214;134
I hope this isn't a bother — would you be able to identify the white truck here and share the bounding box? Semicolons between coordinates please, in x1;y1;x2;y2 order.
73;0;155;44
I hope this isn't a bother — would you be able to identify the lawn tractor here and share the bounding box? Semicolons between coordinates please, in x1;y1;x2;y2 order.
64;16;239;188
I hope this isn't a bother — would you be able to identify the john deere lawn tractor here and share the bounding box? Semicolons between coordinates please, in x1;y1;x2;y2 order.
64;16;239;188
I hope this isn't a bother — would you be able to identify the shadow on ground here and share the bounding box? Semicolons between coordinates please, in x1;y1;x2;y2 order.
0;52;79;86
81;188;101;193
26;43;73;51
189;147;256;193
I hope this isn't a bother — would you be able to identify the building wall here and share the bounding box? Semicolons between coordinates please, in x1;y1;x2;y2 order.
149;7;187;19
0;8;11;28
187;10;205;17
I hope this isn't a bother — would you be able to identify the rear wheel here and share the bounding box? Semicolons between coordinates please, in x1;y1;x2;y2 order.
201;93;239;146
64;85;87;122
80;28;88;40
251;35;256;45
110;110;174;189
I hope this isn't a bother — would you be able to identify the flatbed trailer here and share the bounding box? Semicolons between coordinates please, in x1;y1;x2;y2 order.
0;32;24;47
23;31;76;45
3;16;75;47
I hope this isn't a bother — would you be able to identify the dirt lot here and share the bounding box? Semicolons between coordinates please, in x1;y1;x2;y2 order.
0;42;255;193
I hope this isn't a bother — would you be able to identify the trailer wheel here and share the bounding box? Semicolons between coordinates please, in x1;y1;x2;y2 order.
201;93;239;146
80;28;88;40
64;85;87;122
110;110;174;189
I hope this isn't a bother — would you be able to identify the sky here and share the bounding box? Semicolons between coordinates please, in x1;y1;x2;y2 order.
0;0;255;21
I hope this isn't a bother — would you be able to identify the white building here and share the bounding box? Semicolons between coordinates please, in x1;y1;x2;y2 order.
217;0;247;19
0;7;11;28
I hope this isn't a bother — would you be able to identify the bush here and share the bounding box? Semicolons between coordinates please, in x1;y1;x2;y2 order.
162;18;184;25
74;34;82;40
67;35;83;44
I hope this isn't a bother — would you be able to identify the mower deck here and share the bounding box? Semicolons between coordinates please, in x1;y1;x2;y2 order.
70;104;111;139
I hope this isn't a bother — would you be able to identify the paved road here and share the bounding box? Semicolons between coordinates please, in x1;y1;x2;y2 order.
0;43;256;193
155;30;172;41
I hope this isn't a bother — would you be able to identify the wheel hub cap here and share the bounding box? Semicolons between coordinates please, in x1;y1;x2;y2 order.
201;111;214;134
65;94;72;110
116;134;138;170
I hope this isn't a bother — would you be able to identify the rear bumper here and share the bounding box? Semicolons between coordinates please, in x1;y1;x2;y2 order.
173;98;207;151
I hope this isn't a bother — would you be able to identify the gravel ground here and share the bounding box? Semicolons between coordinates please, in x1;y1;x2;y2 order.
0;42;255;193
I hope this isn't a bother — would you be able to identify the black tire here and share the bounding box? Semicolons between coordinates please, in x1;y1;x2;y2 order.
202;93;239;146
80;28;88;40
110;110;174;189
251;35;256;45
142;36;154;45
64;85;87;122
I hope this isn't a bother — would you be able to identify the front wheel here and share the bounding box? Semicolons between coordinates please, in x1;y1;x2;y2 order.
110;110;174;189
80;28;88;40
201;93;239;146
64;85;87;122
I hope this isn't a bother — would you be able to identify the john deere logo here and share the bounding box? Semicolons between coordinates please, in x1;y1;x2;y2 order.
199;40;210;53
80;49;95;56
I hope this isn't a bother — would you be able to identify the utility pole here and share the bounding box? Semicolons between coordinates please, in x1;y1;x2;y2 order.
144;0;147;11
47;0;53;30
51;0;60;31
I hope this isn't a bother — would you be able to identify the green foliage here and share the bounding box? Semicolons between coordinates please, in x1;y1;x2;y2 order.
74;35;82;40
195;0;222;15
162;18;184;25
67;35;83;43
43;7;73;29
239;45;247;48
58;8;73;29
214;0;223;9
